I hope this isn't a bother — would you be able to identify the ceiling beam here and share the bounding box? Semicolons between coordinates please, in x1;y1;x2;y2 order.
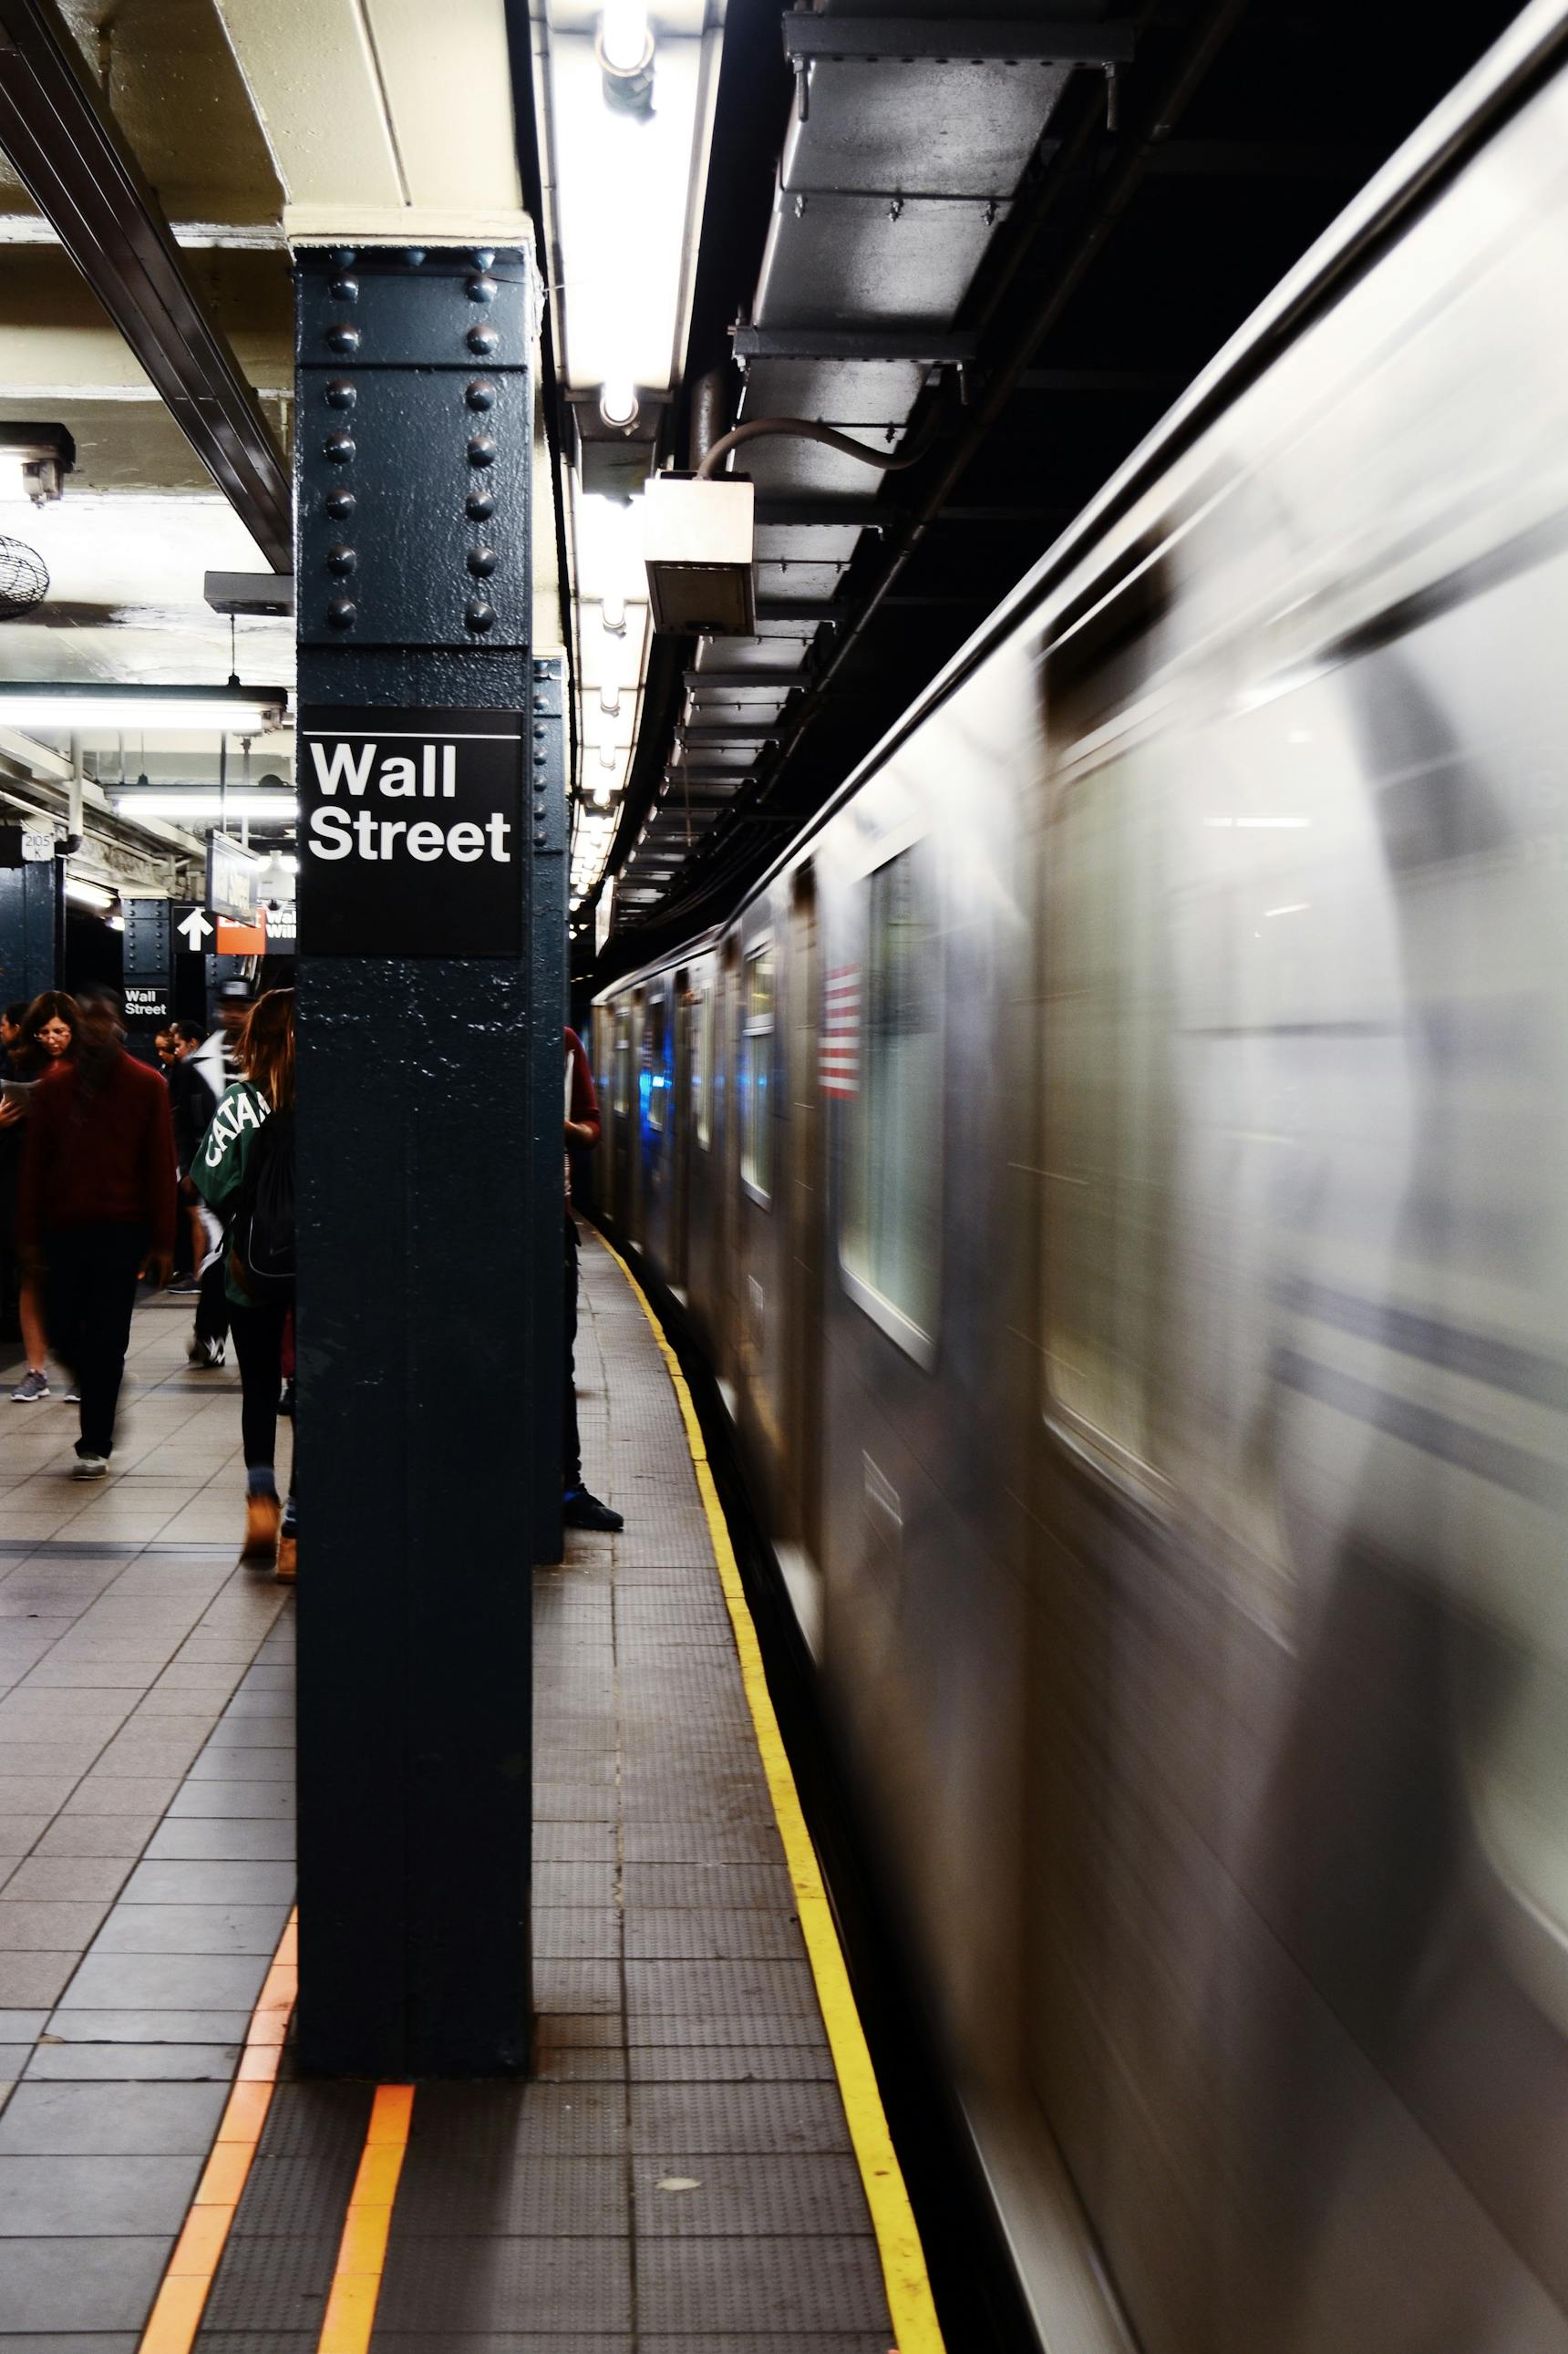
0;0;290;568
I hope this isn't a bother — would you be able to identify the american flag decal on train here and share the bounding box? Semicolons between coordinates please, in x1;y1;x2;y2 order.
820;965;861;1096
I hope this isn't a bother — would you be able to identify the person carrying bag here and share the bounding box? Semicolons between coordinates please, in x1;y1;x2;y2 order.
191;989;298;1580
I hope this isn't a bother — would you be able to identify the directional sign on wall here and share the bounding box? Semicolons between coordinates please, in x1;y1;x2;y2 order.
297;707;526;956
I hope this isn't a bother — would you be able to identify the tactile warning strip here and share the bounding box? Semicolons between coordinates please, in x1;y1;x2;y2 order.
366;1230;902;2346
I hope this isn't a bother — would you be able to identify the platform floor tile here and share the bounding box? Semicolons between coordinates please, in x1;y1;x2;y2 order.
0;1296;293;2338
365;1234;895;2345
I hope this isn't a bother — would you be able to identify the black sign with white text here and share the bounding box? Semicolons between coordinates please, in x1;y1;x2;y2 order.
298;707;525;956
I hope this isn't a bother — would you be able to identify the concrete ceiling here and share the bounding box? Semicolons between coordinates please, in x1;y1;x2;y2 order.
0;0;534;862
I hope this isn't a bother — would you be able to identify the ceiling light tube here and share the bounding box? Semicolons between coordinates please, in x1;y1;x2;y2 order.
600;378;639;429
598;684;622;717
65;877;115;910
111;792;298;821
600;594;626;635
0;683;288;731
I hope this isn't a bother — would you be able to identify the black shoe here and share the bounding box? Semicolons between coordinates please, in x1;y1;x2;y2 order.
562;1486;624;1533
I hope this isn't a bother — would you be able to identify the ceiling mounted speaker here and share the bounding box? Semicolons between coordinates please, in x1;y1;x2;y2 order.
0;538;47;622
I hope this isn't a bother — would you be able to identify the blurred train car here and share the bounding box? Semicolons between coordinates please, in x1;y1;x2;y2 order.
593;9;1568;2346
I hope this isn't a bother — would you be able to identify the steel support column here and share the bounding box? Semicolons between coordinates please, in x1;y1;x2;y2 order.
294;243;561;2078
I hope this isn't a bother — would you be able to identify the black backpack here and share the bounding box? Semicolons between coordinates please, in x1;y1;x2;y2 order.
232;1106;295;1296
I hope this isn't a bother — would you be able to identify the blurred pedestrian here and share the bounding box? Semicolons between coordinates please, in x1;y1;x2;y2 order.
5;991;81;1401
193;988;296;1579
18;986;175;1477
165;1021;218;1296
187;983;250;1370
563;1026;622;1532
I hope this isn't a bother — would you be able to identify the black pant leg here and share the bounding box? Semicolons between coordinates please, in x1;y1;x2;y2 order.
563;1214;581;1492
49;1225;144;1458
195;1254;230;1347
229;1299;287;1474
44;1233;90;1395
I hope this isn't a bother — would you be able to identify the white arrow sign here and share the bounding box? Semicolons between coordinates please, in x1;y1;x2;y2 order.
178;910;214;949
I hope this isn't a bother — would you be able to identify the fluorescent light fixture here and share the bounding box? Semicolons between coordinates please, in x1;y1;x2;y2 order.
600;1;651;74
0;683;288;731
599;684;621;717
549;28;708;395
600;594;626;635
65;877;114;910
112;792;298;821
600;379;639;429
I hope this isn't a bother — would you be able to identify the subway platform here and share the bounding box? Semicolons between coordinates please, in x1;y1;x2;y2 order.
0;1239;915;2350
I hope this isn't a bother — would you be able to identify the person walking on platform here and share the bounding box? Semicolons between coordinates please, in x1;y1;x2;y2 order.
5;991;81;1402
165;1021;218;1296
18;987;175;1477
192;988;296;1580
563;1025;623;1533
188;982;250;1370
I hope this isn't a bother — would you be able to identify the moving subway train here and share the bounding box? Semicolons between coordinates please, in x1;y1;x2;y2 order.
593;13;1568;2348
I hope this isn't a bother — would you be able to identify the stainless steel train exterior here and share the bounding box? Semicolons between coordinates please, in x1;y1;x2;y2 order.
593;11;1568;2346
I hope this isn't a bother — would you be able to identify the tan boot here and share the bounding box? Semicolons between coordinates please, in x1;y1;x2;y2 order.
275;1533;297;1583
242;1492;281;1564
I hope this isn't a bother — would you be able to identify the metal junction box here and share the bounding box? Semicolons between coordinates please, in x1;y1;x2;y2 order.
643;473;757;635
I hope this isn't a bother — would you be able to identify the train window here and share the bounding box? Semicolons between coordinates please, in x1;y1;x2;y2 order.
1042;747;1164;1471
613;1006;631;1117
739;944;775;1202
841;846;941;1358
693;982;712;1149
647;996;667;1134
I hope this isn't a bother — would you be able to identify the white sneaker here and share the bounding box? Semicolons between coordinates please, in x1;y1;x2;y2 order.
189;1337;225;1369
70;1452;108;1480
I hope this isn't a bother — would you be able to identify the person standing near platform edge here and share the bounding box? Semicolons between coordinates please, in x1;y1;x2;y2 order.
563;1026;623;1533
18;986;175;1477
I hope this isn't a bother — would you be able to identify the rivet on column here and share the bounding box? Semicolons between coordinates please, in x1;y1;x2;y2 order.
466;276;498;306
329;276;358;303
325;489;356;520
326;598;356;629
326;545;357;576
467;325;500;356
468;547;497;577
465;601;496;634
467;436;498;470
466;380;497;412
325;432;356;464
326;323;361;355
466;490;496;521
325;379;357;410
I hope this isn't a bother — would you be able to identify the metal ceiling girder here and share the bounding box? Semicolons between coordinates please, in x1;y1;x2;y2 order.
0;0;290;571
734;326;976;363
754;496;896;530
757;596;841;622
683;667;805;689
677;725;779;744
780;17;1136;67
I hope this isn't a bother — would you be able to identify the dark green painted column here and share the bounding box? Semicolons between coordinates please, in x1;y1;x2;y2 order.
293;243;562;2077
0;829;59;1003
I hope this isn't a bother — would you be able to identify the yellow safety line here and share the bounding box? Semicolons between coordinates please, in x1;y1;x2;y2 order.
137;1908;300;2354
315;2082;416;2354
591;1228;945;2354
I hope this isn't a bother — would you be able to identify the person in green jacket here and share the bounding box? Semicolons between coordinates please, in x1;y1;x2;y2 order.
192;988;296;1578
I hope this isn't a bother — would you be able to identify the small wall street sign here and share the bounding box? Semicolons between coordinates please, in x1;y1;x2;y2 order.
298;707;525;956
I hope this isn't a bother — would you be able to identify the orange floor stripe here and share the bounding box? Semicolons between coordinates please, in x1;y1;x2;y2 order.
136;1907;299;2354
315;2081;417;2354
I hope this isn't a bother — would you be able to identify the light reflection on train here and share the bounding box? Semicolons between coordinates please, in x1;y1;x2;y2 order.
594;17;1568;2347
